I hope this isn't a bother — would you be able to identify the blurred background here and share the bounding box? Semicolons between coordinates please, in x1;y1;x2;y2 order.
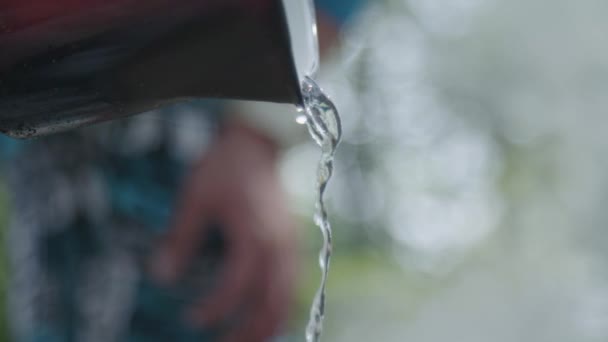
280;0;608;341
3;0;608;341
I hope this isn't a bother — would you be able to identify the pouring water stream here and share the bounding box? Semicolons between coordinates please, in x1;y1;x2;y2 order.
300;76;342;342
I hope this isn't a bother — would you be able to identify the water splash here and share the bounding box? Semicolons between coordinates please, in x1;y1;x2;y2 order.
301;76;342;342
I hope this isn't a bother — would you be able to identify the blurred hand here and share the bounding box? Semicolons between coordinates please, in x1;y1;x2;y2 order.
151;120;297;342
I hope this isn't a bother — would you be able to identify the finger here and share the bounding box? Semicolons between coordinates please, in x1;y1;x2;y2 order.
187;209;261;326
150;169;213;285
222;245;293;342
220;196;297;342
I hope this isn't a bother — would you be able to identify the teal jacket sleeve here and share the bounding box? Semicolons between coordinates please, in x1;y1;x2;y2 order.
315;0;366;26
0;135;25;164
